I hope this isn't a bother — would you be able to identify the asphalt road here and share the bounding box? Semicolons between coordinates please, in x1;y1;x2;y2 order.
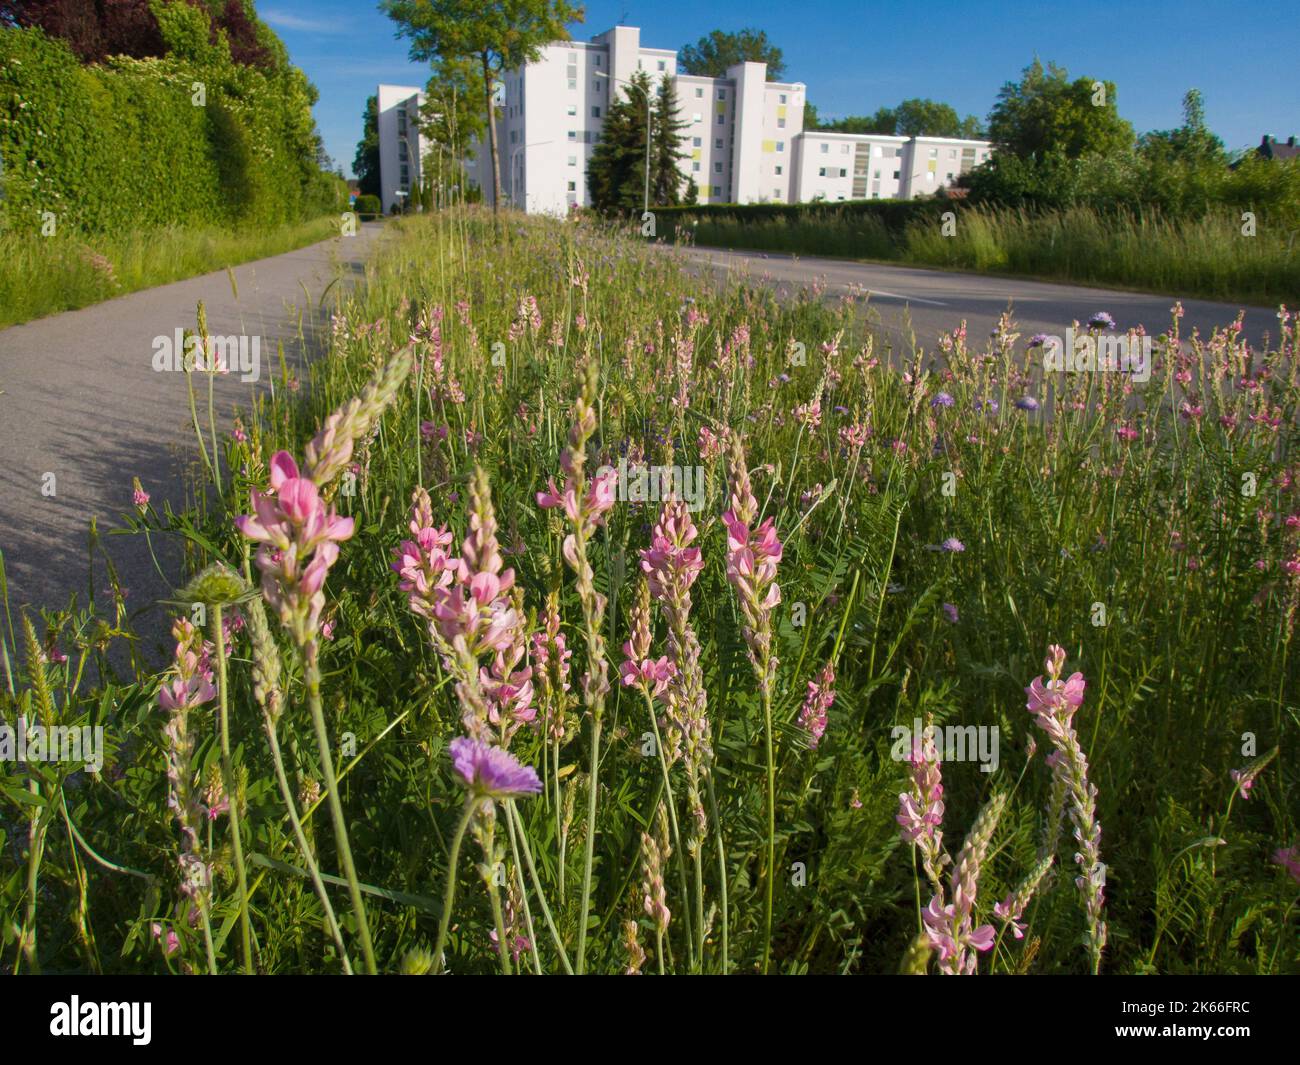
673;246;1284;352
0;223;383;657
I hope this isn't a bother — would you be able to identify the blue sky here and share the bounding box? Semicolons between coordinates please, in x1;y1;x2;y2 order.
260;1;1300;177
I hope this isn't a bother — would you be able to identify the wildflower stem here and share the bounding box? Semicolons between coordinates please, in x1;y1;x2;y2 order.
761;682;776;974
304;641;378;974
212;604;252;973
506;800;574;974
503;799;543;974
264;721;354;973
433;798;476;971
705;773;730;973
576;713;602;974
641;688;695;971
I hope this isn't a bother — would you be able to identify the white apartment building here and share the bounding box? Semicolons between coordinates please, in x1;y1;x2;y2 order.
377;84;430;214
451;25;991;215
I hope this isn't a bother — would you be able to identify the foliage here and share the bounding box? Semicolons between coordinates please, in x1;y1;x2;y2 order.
0;20;343;236
813;99;984;139
678;27;785;80
353;95;381;198
986;58;1133;162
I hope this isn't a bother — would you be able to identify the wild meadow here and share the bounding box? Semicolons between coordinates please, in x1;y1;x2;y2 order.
1;208;1296;975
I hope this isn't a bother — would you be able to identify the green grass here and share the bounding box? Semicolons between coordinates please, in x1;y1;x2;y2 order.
679;204;1298;306
0;215;346;330
0;208;1295;975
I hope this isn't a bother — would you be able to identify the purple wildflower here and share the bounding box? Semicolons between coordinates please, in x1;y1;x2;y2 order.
449;736;542;800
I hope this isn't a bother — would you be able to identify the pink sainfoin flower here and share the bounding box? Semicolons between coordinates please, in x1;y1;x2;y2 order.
991;854;1054;941
160;618;215;925
390;486;455;619
1026;644;1107;972
896;729;947;887
722;432;783;695
132;477;150;511
533;590;574;742
428;467;528;741
798;662;835;748
640;495;709;774
931;791;1006;975
235;451;354;647
621;576;676;701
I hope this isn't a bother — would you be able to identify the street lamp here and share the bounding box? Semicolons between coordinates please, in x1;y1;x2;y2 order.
594;70;652;215
510;139;553;209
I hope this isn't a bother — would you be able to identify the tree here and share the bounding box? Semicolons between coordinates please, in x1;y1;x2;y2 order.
0;0;275;68
679;27;785;80
811;100;984;138
353;95;382;197
586;70;652;214
1139;89;1224;164
650;73;689;207
382;0;584;216
987;59;1133;162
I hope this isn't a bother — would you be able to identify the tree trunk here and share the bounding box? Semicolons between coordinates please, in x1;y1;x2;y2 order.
482;52;502;216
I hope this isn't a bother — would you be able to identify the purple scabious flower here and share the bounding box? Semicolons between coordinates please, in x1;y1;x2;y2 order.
931;391;955;409
1087;312;1116;331
940;538;965;553
449;736;542;799
1015;396;1040;412
942;603;960;623
1027;333;1050;348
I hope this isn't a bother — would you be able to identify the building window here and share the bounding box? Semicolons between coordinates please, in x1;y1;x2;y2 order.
717;89;726;100
692;162;701;172
820;143;829;154
714;162;723;174
776;141;785;152
594;55;601;66
594;80;602;91
592;105;601;118
567;104;576;116
777;117;785;128
568;156;577;167
568;51;576;62
773;189;781;199
695;87;704;98
568;130;577;141
717;113;724;125
508;130;517;144
893;170;901;179
779;93;787;104
894;147;903;157
693;112;702;124
775;165;783;175
658;60;666;71
712;185;722;196
929;148;938;158
399;164;408;186
842;144;850;154
568;79;576;90
926;172;934;182
714;138;723;149
567;180;576;191
839;168;847;178
949;149;957;159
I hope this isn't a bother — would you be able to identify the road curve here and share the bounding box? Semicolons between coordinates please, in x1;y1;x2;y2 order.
672;245;1283;352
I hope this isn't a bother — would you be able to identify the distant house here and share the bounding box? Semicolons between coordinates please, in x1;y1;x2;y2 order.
1254;135;1300;161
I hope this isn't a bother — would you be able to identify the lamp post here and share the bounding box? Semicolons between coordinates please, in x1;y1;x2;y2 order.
510;139;553;209
594;70;652;215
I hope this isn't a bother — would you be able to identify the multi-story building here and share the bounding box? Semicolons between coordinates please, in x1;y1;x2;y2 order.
376;84;429;214
450;25;990;214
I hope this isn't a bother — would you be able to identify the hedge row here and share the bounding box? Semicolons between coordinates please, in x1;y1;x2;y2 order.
0;14;345;237
650;198;952;235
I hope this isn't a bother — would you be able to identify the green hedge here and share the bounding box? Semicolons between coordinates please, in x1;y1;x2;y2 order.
0;18;346;237
652;198;951;238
